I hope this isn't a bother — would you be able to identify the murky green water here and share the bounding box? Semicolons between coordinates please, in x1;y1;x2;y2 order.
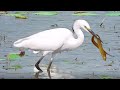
0;11;120;79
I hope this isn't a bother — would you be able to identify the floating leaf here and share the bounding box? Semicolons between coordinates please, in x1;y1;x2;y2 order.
99;75;113;79
15;15;27;19
5;13;27;19
6;51;25;61
7;53;21;61
106;12;120;16
33;11;58;16
63;60;70;63
73;12;99;16
11;64;22;69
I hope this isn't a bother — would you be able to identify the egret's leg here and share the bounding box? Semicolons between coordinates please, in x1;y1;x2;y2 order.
47;56;53;79
35;56;44;72
34;72;40;79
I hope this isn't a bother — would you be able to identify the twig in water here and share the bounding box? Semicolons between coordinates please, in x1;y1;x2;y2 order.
75;58;77;61
100;17;106;28
114;24;116;30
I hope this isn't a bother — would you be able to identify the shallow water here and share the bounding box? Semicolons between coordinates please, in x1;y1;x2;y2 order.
0;11;120;79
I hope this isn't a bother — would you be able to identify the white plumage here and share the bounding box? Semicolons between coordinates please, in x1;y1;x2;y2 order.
13;19;97;79
14;28;72;50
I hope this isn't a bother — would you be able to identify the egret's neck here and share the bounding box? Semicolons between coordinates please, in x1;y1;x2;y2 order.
73;24;84;42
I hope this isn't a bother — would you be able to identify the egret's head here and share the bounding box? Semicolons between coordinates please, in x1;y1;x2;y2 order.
76;20;98;39
76;20;91;32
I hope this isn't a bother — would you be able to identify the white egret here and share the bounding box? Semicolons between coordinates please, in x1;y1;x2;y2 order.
13;19;98;79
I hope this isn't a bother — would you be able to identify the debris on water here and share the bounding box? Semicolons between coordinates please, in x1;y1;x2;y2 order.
51;24;58;28
2;66;8;70
63;59;84;65
114;31;118;33
100;22;103;27
11;64;22;70
100;17;106;28
113;48;120;50
73;12;99;16
3;35;6;42
99;75;113;79
2;65;22;70
74;11;87;14
114;24;116;30
104;61;114;66
0;34;6;42
75;58;77;61
0;11;7;14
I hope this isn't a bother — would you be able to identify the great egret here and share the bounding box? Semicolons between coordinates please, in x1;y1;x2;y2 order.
13;19;98;79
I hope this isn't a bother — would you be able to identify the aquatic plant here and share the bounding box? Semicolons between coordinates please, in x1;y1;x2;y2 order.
99;75;113;79
11;64;22;70
106;12;120;16
73;12;99;16
5;13;28;19
33;11;58;16
7;51;25;61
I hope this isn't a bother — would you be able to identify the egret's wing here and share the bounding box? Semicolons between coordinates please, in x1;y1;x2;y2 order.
14;28;73;51
28;28;72;38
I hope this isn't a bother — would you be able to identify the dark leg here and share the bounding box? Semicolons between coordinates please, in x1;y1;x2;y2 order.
34;72;40;79
35;56;44;73
47;57;53;79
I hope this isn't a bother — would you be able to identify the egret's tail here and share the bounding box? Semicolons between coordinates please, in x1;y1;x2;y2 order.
13;38;29;48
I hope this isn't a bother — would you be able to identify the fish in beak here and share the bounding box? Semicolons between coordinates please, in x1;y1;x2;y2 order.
89;30;103;43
